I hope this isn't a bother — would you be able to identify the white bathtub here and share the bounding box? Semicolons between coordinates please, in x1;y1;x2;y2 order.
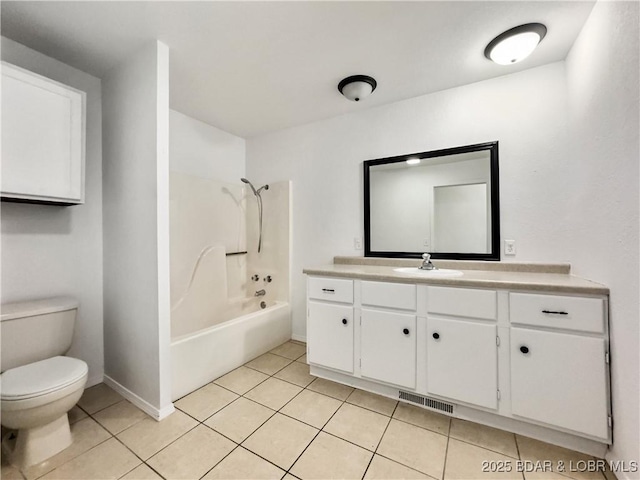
170;301;291;401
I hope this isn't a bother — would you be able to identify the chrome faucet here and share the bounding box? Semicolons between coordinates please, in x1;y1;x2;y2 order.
419;253;437;271
255;289;266;297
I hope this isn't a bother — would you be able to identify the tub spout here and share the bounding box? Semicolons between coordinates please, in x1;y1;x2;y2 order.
255;289;266;297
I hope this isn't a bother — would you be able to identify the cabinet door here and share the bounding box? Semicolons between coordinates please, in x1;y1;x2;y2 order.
510;327;608;440
308;301;354;373
1;63;85;204
427;317;497;409
361;309;416;389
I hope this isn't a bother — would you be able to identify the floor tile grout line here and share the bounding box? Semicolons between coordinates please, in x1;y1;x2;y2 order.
131;419;201;466
27;421;115;480
229;444;292;477
196;442;242;480
446;435;521;461
372;451;442;480
360;401;398;479
344;398;397;418
280;376;350;477
441;419;452;480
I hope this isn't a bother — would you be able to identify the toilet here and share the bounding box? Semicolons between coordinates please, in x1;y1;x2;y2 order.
0;297;88;469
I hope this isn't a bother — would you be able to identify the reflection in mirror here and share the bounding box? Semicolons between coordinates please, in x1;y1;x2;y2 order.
364;142;499;260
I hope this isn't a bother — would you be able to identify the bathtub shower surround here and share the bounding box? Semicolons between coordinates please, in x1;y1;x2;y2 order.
169;172;291;400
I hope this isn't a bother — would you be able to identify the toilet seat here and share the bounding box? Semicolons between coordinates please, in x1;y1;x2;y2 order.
1;356;88;410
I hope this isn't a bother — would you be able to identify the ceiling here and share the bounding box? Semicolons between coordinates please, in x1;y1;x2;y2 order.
1;1;595;138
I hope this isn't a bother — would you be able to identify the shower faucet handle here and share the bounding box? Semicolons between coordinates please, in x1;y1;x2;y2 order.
264;275;273;283
251;274;260;282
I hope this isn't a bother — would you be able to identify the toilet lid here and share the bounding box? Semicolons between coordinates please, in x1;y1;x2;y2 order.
0;356;88;401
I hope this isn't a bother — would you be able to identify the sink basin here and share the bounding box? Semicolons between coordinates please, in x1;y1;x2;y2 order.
394;267;464;278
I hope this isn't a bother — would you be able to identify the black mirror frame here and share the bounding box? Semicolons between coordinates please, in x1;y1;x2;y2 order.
363;141;500;261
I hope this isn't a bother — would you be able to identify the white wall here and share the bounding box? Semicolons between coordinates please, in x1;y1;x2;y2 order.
102;41;172;417
0;37;104;386
247;61;571;340
169;109;245;183
564;1;639;473
247;3;639;466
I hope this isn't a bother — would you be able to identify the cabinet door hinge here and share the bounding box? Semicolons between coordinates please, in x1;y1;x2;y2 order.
608;415;613;427
605;352;610;364
496;336;501;347
497;390;501;400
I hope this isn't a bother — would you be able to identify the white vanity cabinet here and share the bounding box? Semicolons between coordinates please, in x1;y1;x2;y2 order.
509;292;610;440
307;277;354;373
306;271;611;453
425;286;498;410
1;62;86;205
360;281;417;389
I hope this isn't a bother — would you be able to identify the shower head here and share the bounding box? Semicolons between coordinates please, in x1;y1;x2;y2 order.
240;177;258;196
241;178;269;197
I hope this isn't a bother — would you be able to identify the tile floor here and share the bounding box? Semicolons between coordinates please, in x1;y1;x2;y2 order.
1;341;614;480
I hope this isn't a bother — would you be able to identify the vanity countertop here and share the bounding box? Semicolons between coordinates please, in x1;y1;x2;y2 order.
303;258;609;295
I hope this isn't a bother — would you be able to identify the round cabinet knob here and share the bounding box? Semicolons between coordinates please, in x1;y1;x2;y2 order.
520;345;530;354
432;332;440;340
403;328;410;335
342;318;348;325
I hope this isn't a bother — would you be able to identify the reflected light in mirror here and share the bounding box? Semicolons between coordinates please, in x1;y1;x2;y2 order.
406;158;421;165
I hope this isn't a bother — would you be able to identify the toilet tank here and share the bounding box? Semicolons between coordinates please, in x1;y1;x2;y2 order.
0;297;79;373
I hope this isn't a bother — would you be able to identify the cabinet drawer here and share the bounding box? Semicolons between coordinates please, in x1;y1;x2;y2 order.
362;281;416;311
308;277;353;304
427;286;496;320
510;293;604;333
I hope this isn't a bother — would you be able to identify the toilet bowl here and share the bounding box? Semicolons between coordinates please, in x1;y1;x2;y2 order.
0;298;88;469
1;356;88;467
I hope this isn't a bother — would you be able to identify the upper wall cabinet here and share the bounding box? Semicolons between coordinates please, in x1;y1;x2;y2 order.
1;62;86;205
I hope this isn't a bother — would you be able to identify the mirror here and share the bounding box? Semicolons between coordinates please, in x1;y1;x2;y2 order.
364;141;500;260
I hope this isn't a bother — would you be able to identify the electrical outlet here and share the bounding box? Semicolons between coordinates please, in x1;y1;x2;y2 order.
423;239;430;248
504;239;516;256
354;237;363;250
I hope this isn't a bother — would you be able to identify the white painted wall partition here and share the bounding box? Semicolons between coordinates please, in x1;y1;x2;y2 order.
247;3;638;467
565;1;639;474
102;41;173;418
0;37;105;387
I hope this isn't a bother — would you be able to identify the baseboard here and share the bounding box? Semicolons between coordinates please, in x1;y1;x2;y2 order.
103;375;175;421
291;333;307;343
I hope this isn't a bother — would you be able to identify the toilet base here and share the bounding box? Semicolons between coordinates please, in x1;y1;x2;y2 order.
3;414;72;469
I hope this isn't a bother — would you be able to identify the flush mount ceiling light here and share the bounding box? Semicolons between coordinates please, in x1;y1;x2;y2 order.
406;158;421;165
338;75;377;102
484;23;547;65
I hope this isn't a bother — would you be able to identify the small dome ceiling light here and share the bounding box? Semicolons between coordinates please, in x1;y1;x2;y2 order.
484;23;547;65
338;75;377;102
